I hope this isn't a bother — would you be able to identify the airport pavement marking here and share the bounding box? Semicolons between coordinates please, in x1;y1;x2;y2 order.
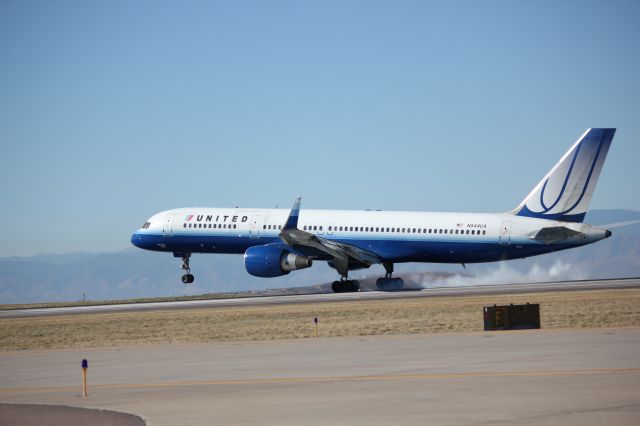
2;368;639;394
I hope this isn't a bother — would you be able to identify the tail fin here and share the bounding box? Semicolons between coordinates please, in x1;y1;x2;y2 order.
512;128;615;223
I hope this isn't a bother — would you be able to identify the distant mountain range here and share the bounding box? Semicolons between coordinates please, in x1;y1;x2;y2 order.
1;209;639;304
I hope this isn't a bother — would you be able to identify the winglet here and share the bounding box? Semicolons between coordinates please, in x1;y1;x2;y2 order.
283;197;302;230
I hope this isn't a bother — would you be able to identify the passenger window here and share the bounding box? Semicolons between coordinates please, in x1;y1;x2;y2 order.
471;230;475;235
183;224;186;228
483;230;486;235
263;225;266;229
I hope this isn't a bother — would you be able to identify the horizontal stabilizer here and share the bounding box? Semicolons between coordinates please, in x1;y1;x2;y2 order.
530;226;582;245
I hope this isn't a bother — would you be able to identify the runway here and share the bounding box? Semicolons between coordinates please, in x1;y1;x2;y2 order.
1;277;639;318
1;328;639;425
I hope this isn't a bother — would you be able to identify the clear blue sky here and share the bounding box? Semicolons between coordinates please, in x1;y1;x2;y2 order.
1;0;639;257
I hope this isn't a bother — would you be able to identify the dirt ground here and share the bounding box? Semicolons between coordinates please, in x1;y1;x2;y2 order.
1;289;639;351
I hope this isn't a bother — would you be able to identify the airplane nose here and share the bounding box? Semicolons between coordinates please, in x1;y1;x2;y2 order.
131;232;142;248
605;229;612;238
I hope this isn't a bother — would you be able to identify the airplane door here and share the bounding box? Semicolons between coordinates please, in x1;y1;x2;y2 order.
250;216;262;239
499;221;512;246
163;213;175;237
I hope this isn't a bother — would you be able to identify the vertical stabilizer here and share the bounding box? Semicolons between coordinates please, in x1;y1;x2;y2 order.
512;128;615;223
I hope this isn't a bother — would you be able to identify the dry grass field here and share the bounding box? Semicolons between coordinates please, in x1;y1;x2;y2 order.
1;289;639;351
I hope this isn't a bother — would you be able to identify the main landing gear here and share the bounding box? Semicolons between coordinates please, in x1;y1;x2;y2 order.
331;279;360;293
375;262;404;291
330;257;360;293
181;253;194;284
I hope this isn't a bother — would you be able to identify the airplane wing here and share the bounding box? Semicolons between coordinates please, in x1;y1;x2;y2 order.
279;198;382;274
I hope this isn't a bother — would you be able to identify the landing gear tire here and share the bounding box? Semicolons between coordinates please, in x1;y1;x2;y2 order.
180;253;194;284
376;277;404;291
331;280;360;293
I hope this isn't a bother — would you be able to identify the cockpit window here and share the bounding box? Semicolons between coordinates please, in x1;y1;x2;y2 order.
141;222;151;229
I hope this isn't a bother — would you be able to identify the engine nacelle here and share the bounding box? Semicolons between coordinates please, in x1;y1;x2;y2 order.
244;244;313;278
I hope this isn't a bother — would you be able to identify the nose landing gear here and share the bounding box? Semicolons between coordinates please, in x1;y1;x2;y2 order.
180;253;194;284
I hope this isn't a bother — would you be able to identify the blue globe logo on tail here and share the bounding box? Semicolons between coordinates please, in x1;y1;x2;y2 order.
513;128;616;223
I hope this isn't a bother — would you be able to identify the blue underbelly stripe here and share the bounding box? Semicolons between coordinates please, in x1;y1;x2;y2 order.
132;233;582;264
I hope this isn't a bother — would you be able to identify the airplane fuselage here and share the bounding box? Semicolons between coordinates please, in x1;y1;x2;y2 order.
131;207;609;264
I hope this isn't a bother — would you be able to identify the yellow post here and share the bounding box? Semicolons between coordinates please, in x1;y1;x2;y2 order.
81;359;88;397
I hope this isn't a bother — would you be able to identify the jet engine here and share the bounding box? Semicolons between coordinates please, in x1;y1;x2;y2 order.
244;244;313;278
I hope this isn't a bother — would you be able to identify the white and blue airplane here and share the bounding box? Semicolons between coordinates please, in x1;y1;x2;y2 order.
132;128;615;292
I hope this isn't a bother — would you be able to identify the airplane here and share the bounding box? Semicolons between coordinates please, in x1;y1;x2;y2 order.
131;128;615;292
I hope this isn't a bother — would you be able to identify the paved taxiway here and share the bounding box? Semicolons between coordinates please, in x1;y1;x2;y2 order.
1;328;639;425
2;278;639;318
